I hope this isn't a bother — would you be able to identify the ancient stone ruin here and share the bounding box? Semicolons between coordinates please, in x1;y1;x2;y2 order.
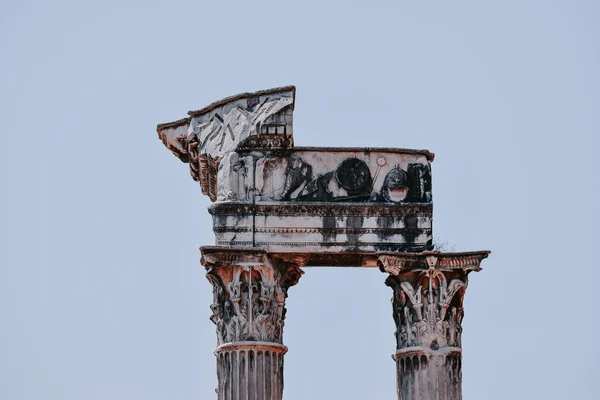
157;86;489;400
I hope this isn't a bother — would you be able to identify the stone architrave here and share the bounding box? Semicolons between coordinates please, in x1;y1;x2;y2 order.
156;86;490;400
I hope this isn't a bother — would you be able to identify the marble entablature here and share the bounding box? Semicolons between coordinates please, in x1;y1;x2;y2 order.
158;86;435;253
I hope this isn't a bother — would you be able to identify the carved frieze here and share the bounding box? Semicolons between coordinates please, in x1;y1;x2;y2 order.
214;151;433;204
202;249;303;346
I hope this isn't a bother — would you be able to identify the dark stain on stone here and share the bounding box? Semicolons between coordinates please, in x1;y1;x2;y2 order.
345;215;364;250
377;214;393;230
376;214;404;241
322;215;337;243
376;243;402;252
403;215;418;243
215;214;229;230
426;238;434;250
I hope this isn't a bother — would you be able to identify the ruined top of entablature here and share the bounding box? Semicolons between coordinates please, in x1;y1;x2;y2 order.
157;86;440;253
157;86;296;198
157;86;295;162
157;86;435;203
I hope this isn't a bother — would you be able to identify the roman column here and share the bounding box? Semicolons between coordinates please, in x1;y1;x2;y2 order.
156;85;490;399
201;248;304;400
379;251;489;400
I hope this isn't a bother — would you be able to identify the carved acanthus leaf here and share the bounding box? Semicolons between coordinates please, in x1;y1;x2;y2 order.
400;282;423;320
388;268;470;351
205;258;302;346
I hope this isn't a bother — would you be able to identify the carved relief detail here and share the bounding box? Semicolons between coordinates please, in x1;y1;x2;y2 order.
205;257;303;346
199;153;220;201
275;156;431;204
378;252;486;276
386;262;471;351
209;202;433;218
188;137;199;181
237;133;294;152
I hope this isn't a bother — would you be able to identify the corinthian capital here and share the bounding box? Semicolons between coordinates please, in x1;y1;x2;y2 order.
381;251;489;351
201;248;304;346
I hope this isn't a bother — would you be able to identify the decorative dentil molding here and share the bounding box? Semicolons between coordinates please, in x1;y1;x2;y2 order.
208;202;433;218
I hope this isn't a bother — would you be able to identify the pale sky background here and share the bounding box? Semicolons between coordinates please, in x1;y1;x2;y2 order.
1;1;599;399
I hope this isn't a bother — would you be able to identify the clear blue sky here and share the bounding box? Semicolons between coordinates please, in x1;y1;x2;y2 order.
2;1;599;399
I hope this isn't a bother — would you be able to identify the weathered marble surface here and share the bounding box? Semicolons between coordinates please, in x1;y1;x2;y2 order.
218;148;432;203
209;202;432;252
202;248;303;346
202;248;302;400
381;251;489;400
157;86;435;253
156;86;491;400
157;86;294;160
215;342;286;400
157;86;296;197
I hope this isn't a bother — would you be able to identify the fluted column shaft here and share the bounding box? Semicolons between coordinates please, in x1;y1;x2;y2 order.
380;253;486;400
215;342;286;400
202;248;303;400
394;348;462;400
